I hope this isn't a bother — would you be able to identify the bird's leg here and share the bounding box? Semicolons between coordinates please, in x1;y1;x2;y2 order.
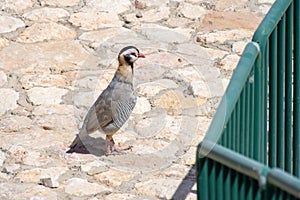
105;135;132;155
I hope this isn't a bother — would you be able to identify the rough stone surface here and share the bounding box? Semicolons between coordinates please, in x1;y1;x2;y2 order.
23;7;70;22
65;178;111;196
0;0;275;199
0;89;19;115
0;16;25;33
69;10;122;30
28;87;68;105
180;3;207;19
17;22;76;43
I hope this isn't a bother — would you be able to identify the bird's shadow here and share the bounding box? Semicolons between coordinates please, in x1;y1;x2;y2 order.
66;135;107;157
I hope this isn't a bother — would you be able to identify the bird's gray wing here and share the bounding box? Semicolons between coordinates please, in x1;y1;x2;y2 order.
81;88;114;134
111;84;137;129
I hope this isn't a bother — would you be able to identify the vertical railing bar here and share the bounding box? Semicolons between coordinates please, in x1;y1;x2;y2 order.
245;81;250;158
241;88;246;155
277;14;286;169
199;158;209;200
269;29;278;167
254;58;262;162
285;3;293;174
216;164;224;199
249;79;255;159
293;0;300;178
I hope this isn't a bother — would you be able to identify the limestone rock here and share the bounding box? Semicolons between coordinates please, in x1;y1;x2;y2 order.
0;71;7;87
0;88;19;115
28;87;68;105
69;9;122;30
81;160;108;175
32;104;74;116
0;0;34;13
105;193;137;200
15;167;68;185
23;7;70;22
65;178;111;196
135;178;182;199
17;22;76;43
197;29;253;44
86;0;131;13
94;169;137;187
199;11;262;31
219;54;240;71
0;115;32;132
180;3;207;19
0;183;58;199
0;16;25;33
79;28;132;43
0;41;89;73
0;38;9;50
140;24;192;43
232;40;248;55
20;74;68;89
140;6;170;22
132;97;151;114
40;0;80;7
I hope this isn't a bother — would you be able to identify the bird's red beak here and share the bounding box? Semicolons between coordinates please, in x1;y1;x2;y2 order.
138;53;145;58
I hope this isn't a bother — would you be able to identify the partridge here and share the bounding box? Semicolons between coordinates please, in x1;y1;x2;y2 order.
67;46;145;155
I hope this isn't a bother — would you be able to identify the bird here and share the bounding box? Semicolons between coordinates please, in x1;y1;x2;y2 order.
67;46;145;155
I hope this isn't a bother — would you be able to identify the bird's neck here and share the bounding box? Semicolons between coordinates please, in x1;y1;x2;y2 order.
113;63;134;84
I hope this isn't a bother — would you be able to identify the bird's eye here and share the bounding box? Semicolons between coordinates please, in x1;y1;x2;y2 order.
131;52;137;57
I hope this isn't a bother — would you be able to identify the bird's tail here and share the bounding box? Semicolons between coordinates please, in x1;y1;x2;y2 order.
66;130;88;153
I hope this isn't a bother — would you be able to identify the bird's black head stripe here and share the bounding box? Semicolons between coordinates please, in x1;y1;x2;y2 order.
118;46;139;57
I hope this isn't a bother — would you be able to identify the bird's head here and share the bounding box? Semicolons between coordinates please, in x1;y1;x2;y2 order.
118;46;145;66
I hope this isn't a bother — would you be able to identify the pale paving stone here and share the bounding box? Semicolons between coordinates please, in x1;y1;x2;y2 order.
144;51;189;68
17;22;76;43
28;87;68;105
132;97;151;115
232;40;248;55
219;54;240;71
0;88;19;115
0;41;89;73
140;24;192;43
0;37;9;50
0;151;6;167
0;0;34;13
0;183;58;199
86;0;132;13
140;6;170;22
65;178;112;196
94;169;138;187
15;167;67;182
32;104;74;116
155;90;181;110
0;15;25;33
69;9;122;30
0;71;7;87
33;114;77;131
135;178;182;199
40;0;80;7
105;193;137;200
179;2;207;19
215;0;248;11
136;79;178;97
197;29;253;44
79;28;133;43
199;11;262;31
20;74;68;89
23;7;70;22
81;160;108;175
0;115;32;132
190;80;211;98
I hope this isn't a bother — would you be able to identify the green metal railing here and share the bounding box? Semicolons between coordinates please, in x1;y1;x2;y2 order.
197;0;300;199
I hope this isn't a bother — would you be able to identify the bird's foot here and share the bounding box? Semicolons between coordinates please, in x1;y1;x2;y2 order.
107;145;133;156
105;136;132;156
